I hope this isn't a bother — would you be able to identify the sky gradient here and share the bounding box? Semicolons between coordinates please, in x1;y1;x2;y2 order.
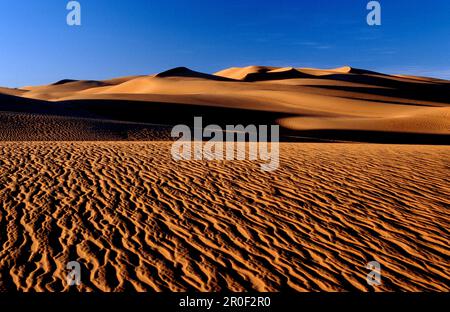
0;0;449;87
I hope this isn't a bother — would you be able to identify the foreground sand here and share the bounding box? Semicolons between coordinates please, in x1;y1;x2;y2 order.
0;142;448;291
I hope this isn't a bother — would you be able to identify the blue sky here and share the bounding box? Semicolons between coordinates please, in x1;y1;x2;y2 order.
0;0;449;87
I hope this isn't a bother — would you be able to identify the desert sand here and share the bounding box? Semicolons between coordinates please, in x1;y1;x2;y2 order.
0;142;448;291
0;66;449;291
1;65;448;143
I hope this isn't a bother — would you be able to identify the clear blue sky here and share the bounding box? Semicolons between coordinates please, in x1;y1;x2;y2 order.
0;0;449;87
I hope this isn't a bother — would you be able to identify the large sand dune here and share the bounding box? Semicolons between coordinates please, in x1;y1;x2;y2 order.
0;66;449;292
0;142;448;291
0;65;448;143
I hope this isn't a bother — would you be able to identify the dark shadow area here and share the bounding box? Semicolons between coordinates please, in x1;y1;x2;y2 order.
312;75;450;104
243;68;311;81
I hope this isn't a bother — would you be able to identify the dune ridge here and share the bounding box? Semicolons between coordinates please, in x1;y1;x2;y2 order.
0;142;448;291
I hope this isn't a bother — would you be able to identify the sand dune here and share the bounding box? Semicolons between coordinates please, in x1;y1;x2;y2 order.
0;66;449;292
156;67;234;81
0;87;26;97
278;106;450;134
0;142;448;291
21;77;139;101
4;65;447;143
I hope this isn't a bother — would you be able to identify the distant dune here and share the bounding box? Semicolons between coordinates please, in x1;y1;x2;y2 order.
0;142;448;291
0;65;448;143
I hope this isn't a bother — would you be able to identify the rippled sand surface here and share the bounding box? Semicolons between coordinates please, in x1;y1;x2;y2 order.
0;142;448;291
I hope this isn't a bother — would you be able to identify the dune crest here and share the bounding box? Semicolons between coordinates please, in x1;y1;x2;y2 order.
0;142;448;291
214;65;280;80
0;65;449;292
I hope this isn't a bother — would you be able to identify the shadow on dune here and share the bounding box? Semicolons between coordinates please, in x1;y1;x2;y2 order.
309;84;450;105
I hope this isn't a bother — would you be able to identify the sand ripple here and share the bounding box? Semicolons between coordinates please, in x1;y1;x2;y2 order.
0;142;448;291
